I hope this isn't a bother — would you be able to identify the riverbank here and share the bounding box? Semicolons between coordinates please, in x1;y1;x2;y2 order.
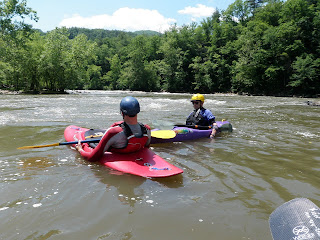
0;89;67;95
1;89;319;99
0;90;22;95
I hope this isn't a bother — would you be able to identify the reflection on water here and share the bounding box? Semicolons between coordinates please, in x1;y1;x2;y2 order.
24;230;62;240
91;165;147;208
0;92;319;239
85;161;184;209
18;157;56;169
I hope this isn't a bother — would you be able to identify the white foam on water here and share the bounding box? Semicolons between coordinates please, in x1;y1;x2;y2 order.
297;131;319;138
33;203;42;208
145;103;164;110
205;99;227;105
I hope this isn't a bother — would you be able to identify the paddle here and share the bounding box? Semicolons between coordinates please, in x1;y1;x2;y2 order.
85;130;176;140
17;138;101;149
174;122;233;132
17;130;176;149
174;124;212;130
269;198;320;240
151;130;176;139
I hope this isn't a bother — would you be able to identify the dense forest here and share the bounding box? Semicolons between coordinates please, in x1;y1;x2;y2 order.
1;0;319;96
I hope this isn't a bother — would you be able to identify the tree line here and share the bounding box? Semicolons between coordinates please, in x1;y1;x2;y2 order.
1;0;319;96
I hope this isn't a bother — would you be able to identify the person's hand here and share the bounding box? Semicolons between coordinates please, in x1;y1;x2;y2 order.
75;140;83;152
210;129;217;139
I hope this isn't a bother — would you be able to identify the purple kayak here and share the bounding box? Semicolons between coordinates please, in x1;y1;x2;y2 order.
151;120;232;144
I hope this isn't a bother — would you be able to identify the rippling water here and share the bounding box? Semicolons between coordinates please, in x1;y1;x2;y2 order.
0;91;319;240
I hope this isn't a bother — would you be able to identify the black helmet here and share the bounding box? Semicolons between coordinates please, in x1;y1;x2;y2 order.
120;96;140;116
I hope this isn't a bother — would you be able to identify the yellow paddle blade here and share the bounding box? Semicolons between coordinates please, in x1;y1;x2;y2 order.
151;130;176;139
17;142;60;149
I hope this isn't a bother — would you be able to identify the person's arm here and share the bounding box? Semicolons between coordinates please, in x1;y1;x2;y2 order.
145;129;151;147
205;110;218;138
75;127;121;162
186;111;193;125
144;124;151;147
76;138;106;162
210;124;219;138
75;140;100;161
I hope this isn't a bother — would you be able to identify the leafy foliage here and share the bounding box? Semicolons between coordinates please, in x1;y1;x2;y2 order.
1;0;319;96
0;0;38;39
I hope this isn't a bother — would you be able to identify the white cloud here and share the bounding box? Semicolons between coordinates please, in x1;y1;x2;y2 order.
178;4;216;18
59;7;176;33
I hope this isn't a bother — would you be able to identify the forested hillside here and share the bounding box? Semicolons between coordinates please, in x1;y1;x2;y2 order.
1;0;319;96
65;28;160;40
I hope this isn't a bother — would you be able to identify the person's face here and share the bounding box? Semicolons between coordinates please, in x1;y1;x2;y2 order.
191;100;202;109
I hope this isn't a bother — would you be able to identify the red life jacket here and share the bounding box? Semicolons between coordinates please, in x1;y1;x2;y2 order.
109;121;150;154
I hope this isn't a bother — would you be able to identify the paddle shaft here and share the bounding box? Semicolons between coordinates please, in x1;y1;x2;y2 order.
17;138;101;149
18;129;176;149
65;130;176;145
174;124;212;130
85;130;177;139
60;138;101;145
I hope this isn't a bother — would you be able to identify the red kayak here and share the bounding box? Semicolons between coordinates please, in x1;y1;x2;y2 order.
64;125;183;178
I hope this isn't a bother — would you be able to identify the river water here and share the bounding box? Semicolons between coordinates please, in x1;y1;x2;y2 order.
0;91;319;240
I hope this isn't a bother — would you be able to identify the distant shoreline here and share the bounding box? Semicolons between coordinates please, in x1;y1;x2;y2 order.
0;90;67;95
0;89;319;99
0;90;22;95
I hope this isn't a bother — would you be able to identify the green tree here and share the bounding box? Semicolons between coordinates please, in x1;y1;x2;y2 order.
158;24;202;92
119;35;159;91
158;29;186;92
2;0;320;97
85;64;102;89
39;28;71;91
232;21;269;94
200;12;221;45
19;31;45;92
254;0;283;26
0;0;38;90
69;33;97;88
39;28;97;91
289;54;320;95
102;54;121;89
224;0;251;24
203;11;240;92
0;0;38;38
0;60;13;88
246;0;265;15
190;56;215;92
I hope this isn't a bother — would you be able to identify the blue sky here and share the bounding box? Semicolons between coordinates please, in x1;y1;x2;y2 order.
26;0;236;33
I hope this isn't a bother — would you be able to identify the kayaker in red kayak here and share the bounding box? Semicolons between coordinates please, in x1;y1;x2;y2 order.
75;96;151;161
186;94;219;138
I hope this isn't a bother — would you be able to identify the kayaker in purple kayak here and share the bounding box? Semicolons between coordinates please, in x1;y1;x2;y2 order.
186;94;219;138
